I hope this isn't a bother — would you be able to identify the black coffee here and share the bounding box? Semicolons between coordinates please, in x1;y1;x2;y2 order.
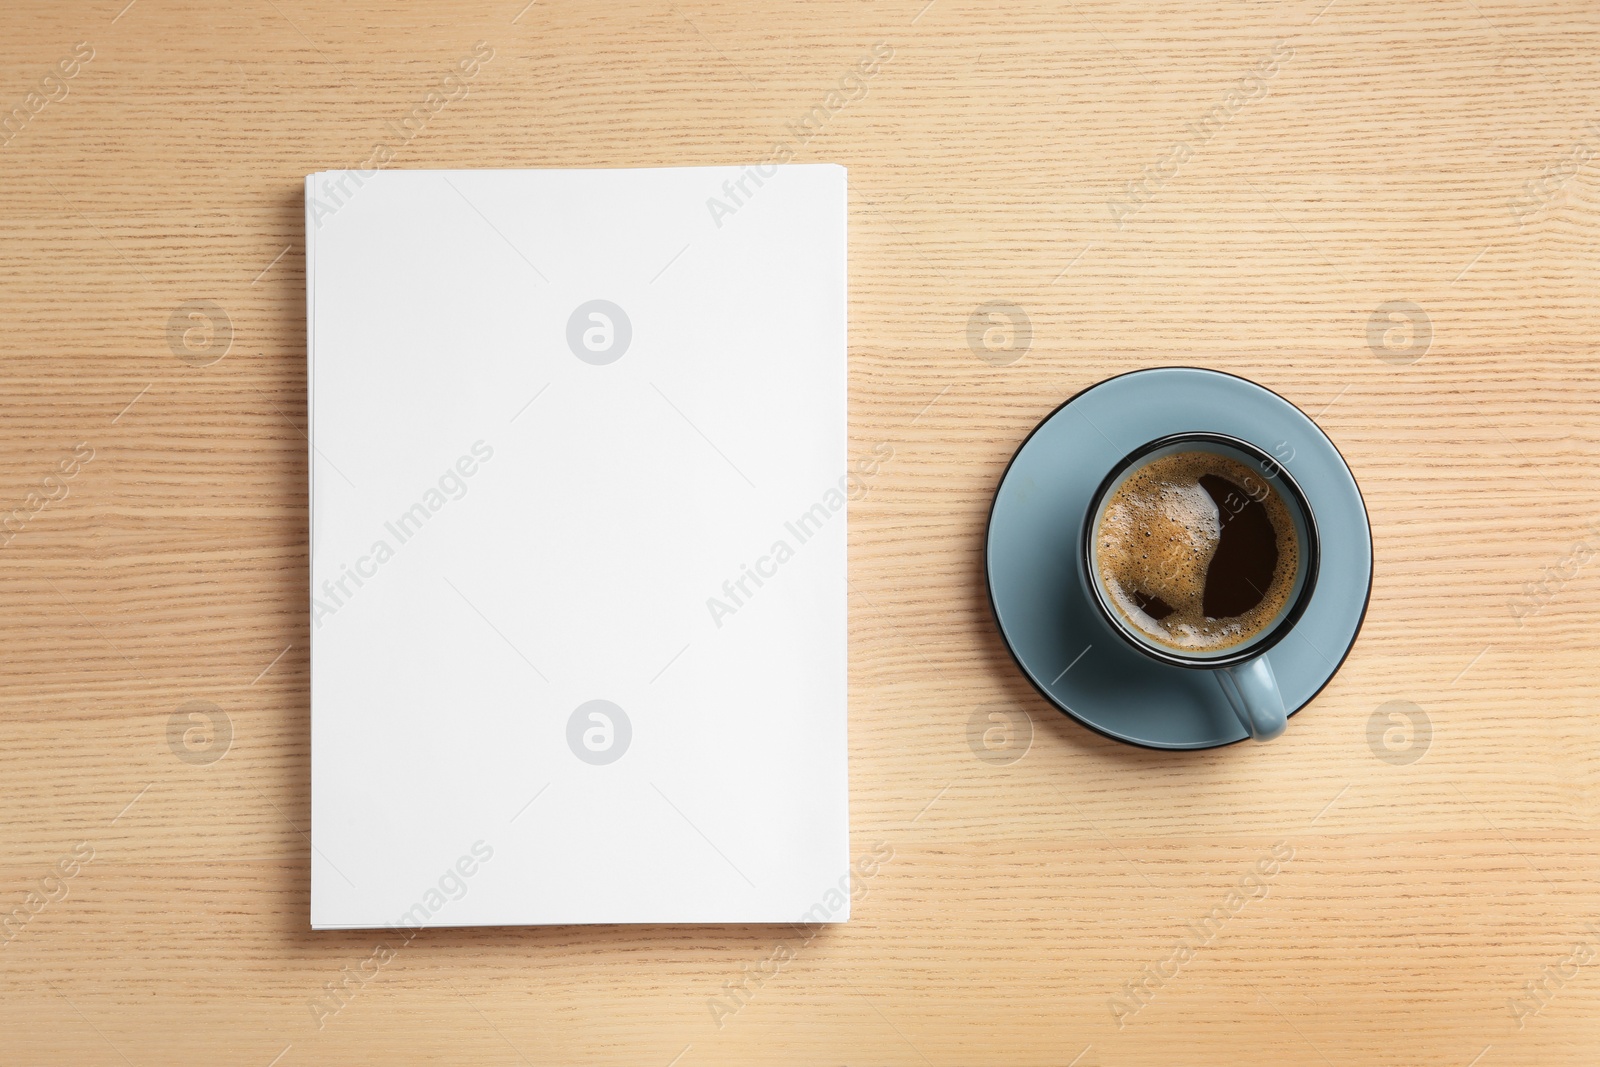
1093;449;1299;652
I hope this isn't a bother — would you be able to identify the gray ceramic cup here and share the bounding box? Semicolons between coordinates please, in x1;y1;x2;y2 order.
1081;432;1321;742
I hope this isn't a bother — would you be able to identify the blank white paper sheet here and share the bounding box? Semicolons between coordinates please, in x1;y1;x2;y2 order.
306;166;849;928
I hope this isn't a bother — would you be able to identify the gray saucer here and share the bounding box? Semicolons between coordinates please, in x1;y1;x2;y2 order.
985;367;1371;749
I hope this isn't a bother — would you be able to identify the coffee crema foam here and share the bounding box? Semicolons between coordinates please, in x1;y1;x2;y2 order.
1094;450;1299;653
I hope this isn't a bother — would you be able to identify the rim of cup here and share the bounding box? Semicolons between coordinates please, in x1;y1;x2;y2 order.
1080;431;1322;670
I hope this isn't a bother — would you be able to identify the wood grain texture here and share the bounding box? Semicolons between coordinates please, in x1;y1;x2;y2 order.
2;0;1598;1063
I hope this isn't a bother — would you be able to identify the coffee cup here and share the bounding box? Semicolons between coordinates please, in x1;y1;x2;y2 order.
1081;432;1320;742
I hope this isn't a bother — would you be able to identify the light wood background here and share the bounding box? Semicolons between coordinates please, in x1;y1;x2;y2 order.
2;0;1598;1063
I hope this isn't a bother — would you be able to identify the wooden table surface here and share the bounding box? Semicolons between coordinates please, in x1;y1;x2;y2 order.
3;1;1598;1063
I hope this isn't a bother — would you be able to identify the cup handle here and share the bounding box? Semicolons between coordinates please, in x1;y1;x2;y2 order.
1214;655;1287;742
